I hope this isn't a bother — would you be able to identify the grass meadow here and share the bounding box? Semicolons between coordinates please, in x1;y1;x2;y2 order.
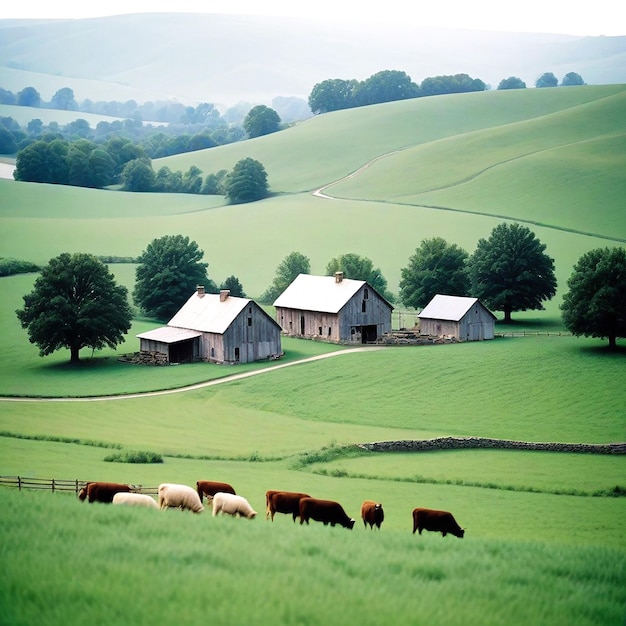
1;85;625;625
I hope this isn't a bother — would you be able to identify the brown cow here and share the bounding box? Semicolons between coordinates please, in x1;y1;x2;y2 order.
266;490;311;521
299;497;355;529
361;500;384;529
78;482;132;504
196;480;236;503
412;508;465;538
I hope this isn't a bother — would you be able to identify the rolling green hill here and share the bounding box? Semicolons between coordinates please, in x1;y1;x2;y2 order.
1;85;624;307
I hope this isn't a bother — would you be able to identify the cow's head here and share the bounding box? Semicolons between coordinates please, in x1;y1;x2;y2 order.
346;518;356;530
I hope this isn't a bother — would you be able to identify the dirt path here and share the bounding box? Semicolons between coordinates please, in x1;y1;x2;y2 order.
1;347;384;402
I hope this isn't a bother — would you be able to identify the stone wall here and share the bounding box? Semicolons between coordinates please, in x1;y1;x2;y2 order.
358;437;626;455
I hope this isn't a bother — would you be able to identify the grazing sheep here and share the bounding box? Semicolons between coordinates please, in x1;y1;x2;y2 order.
112;492;159;509
158;483;204;513
211;492;257;519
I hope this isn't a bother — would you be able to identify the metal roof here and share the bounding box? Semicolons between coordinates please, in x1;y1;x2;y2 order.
136;326;201;344
418;294;494;321
273;273;368;314
167;291;252;334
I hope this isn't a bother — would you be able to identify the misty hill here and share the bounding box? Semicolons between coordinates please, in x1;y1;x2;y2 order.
1;13;625;111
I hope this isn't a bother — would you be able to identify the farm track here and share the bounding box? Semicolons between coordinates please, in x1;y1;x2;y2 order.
0;346;385;402
313;147;626;244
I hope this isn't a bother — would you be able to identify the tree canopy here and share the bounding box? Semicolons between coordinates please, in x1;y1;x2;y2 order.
560;247;626;349
326;252;394;302
243;105;281;138
561;72;585;86
467;223;557;322
225;157;269;204
497;76;526;90
399;237;470;309
535;72;558;88
220;275;246;298
133;235;216;321
16;253;132;363
260;251;311;303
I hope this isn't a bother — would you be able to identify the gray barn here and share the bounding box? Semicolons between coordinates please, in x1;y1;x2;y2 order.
137;287;283;364
273;272;393;343
418;294;496;341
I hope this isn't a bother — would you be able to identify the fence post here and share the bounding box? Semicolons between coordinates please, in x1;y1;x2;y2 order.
51;478;55;493
18;476;22;491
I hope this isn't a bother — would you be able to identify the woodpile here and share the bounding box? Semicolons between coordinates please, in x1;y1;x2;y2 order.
369;331;457;345
118;351;169;365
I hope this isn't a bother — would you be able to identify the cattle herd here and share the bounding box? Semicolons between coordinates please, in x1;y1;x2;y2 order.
78;480;465;538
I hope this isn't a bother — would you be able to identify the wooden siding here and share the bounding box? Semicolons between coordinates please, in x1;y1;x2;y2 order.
420;303;495;341
200;302;282;364
276;285;392;343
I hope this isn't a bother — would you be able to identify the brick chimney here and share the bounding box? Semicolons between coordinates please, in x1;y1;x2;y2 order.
197;285;205;297
334;271;344;283
220;289;230;302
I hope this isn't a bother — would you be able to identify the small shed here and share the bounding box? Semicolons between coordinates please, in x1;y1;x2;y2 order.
273;272;393;343
137;286;283;364
418;294;496;341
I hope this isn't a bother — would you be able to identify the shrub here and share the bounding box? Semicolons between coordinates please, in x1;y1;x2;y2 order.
103;450;163;464
0;257;40;276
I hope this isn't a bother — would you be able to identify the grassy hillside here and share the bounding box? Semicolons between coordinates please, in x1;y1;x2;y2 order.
1;86;624;306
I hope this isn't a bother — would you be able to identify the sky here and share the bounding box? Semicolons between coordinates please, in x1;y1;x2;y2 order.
0;0;623;37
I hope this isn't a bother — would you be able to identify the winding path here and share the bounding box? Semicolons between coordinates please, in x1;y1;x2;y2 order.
1;347;384;402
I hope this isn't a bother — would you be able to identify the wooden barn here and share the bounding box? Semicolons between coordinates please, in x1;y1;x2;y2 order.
273;272;393;344
136;286;283;364
418;294;496;341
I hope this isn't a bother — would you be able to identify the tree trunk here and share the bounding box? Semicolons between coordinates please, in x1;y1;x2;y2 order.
70;345;81;363
503;307;512;323
608;335;617;350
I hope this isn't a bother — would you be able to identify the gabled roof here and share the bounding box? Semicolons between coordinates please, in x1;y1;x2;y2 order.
273;273;392;314
418;294;496;322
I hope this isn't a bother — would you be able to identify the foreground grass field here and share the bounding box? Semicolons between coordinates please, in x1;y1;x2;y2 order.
1;489;624;626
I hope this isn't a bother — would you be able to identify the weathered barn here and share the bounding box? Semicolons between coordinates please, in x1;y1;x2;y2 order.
273;272;393;343
418;294;496;341
136;287;283;364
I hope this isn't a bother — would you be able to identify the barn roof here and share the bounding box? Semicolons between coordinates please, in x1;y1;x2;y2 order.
136;326;201;344
273;273;390;314
418;294;496;321
167;290;257;334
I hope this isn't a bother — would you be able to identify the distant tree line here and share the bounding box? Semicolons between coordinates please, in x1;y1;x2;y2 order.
309;69;588;113
308;70;487;114
498;72;586;90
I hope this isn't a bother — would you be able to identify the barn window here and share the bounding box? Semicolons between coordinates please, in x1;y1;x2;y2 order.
248;317;252;327
210;347;215;358
328;327;331;336
319;326;323;335
235;347;240;361
364;288;369;299
362;299;367;313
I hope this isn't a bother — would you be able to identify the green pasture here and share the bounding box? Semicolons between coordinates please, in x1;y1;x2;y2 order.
1;490;624;626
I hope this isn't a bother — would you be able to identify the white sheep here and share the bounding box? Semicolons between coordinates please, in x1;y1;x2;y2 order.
158;483;204;513
211;492;257;519
112;492;159;509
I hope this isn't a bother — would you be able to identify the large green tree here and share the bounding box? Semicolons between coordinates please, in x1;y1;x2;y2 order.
260;251;310;303
134;235;216;321
308;78;359;114
121;158;155;192
225;157;268;204
468;223;557;322
243;105;281;138
16;253;132;364
497;76;526;90
560;247;626;350
354;70;419;106
326;252;394;302
399;237;470;309
535;72;558;88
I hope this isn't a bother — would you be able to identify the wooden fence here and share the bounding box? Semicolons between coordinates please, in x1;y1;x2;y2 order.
0;476;159;495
